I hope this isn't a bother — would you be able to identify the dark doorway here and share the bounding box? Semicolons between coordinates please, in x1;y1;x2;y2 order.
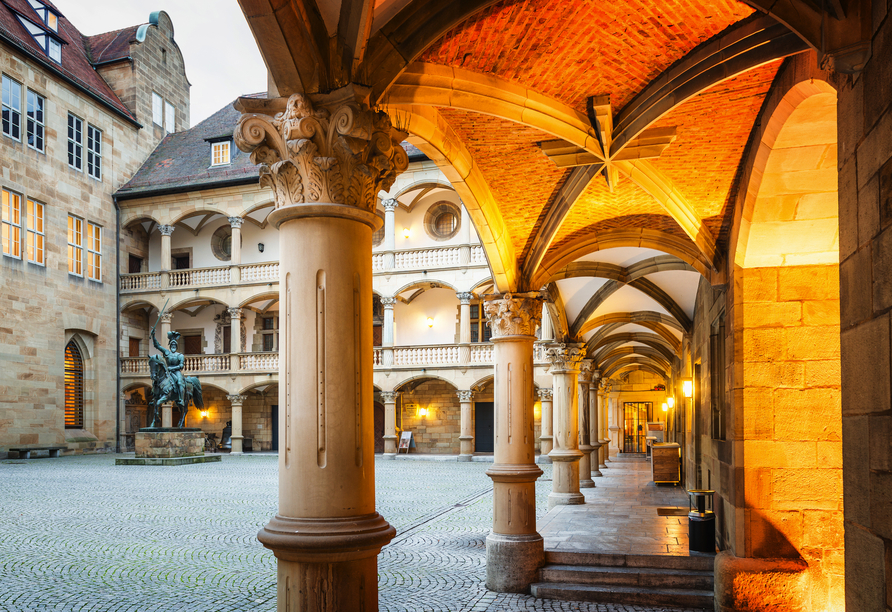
173;254;190;270
271;405;278;452
475;401;494;453
222;326;231;353
373;403;385;453
183;335;201;355
623;402;652;453
128;254;143;273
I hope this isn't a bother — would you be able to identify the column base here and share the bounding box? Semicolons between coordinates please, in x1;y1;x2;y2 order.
485;532;544;593
714;551;809;612
592;468;603;477
382;453;396;460
580;477;595;488
548;491;586;509
457;454;473;462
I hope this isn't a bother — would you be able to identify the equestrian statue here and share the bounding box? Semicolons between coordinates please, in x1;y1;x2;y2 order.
146;306;203;428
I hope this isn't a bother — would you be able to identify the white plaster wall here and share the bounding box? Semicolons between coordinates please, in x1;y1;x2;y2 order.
389;192;480;251
393;288;459;345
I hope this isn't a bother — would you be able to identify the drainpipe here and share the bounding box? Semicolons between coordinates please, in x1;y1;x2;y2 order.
113;194;121;454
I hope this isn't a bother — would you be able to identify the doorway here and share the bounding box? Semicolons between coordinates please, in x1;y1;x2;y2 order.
622;402;652;453
474;401;494;453
373;403;385;453
271;405;278;452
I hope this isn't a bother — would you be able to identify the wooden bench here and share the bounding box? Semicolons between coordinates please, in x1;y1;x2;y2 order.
9;446;66;459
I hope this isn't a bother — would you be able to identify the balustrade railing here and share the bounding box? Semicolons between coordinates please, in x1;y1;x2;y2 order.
394;247;461;270
183;354;229;372
471;245;485;264
373;348;383;365
372;253;385;272
120;272;161;291
470;344;494;364
241;262;279;282
238;352;278;371
393;345;460;366
169;266;231;288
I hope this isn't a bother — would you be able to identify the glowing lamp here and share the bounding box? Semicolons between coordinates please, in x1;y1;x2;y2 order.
426;317;434;327
200;410;209;418
402;228;410;239
533;402;541;420
667;397;675;408
418;407;428;418
661;402;668;413
682;379;694;398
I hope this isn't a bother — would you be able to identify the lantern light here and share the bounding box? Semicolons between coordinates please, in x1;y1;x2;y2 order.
418;407;429;418
200;410;209;418
402;228;411;239
682;379;694;398
661;402;668;413
667;397;675;408
426;317;434;327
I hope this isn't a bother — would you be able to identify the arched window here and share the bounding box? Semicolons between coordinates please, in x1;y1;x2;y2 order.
64;341;84;428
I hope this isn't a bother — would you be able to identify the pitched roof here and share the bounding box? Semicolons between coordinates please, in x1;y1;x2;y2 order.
116;99;260;199
84;25;139;64
0;0;137;122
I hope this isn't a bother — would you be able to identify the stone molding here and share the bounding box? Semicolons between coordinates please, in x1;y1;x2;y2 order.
158;224;175;236
226;394;247;405
456;390;474;402
227;307;243;320
545;342;587;372
234;90;409;214
456;292;473;304
228;216;244;229
537;388;553;400
382;198;398;212
160;311;173;324
379;391;399;403
380;296;397;308
483;292;542;339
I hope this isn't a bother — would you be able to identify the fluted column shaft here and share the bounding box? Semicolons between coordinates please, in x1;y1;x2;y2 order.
537;388;554;463
381;297;395;366
483;292;544;592
381;391;398;458
589;375;603;476
228;308;242;371
457;390;474;460
546;343;586;509
577;360;595;488
383;198;396;270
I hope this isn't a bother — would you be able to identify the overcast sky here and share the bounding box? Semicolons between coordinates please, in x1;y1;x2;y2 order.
55;0;268;126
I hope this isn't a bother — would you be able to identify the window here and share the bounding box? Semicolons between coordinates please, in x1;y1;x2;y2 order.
164;101;175;133
64;341;84;429
183;335;202;355
173;254;190;270
86;124;102;180
260;316;279;352
152;92;163;126
423;201;462;240
26;199;44;265
86;222;101;281
2;75;21;140
26;90;44;151
15;15;61;63
128;254;143;274
211;141;230;166
67;114;83;170
67;214;83;276
469;303;491;343
2;188;22;258
48;39;61;63
28;0;58;31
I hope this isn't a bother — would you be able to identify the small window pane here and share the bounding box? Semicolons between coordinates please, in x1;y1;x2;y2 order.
26;199;44;265
87;125;102;180
67;114;83;170
2;75;22;141
211;141;230;166
152;92;163;126
48;39;61;63
68;215;83;276
26;90;44;152
2;189;22;258
46;12;57;31
164;101;175;133
87;222;101;281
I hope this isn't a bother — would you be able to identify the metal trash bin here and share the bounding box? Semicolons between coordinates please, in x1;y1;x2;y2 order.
687;490;716;553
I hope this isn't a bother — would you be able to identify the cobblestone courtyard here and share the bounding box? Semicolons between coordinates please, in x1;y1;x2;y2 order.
0;455;706;612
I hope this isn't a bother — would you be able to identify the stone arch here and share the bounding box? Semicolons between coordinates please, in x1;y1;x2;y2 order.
121;213;163;230
237;381;279;396
392;374;459;392
392;278;460;298
168;205;232;228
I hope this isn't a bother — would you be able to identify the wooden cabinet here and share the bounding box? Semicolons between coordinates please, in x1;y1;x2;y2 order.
652;442;681;484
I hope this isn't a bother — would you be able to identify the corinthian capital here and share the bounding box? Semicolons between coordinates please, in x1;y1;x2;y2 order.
158;224;175;236
579;359;595;382
456;390;474;402
483;292;542;339
234;90;409;215
380;296;397;307
379;391;400;403
456;292;473;304
537;388;553;400
544;342;587;372
382;198;399;212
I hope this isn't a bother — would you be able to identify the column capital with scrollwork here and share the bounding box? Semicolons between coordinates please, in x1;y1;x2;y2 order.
159;311;173;324
228;216;244;229
456;390;474;403
579;359;595;382
227;307;243;320
537;388;553;401
158;224;175;236
544;342;587;373
379;391;400;403
226;394;247;405
382;198;399;212
456;292;474;304
380;296;397;308
482;292;542;339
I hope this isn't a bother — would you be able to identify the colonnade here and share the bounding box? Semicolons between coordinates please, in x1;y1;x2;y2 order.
156;216;246;287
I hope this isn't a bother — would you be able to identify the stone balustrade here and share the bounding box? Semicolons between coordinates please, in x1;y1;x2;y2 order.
169;266;231;288
240;262;279;282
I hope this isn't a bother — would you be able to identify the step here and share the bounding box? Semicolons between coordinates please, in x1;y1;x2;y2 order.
540;564;714;590
545;550;715;572
530;582;714;608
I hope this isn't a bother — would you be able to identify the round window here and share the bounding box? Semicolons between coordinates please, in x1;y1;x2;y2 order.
211;225;242;262
423;201;461;241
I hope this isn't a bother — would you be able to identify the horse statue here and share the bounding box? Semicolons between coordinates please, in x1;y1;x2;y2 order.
146;314;203;428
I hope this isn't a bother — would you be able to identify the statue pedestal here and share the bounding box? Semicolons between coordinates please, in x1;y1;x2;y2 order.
116;428;221;466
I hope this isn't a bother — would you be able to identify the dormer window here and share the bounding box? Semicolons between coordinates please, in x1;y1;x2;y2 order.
16;15;62;64
211;141;231;166
28;0;58;32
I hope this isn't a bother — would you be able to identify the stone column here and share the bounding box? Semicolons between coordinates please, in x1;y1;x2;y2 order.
596;376;609;467
235;88;407;611
482;292;543;592
381;296;396;366
227;394;246;454
577;360;595;488
228;307;243;372
540;303;553;341
382;198;397;270
546;342;586;509
229;216;243;283
589;371;603;476
537;387;554;463
159;311;172;341
159;224;174;289
457;292;472;366
457;390;474;461
380;391;399;458
459;205;471;266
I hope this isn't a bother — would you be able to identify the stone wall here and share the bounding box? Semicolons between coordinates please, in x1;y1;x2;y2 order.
399;380;461;454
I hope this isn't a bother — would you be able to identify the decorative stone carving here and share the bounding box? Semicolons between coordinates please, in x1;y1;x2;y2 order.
579;359;595;382
379;391;399;403
544;343;587;372
483;292;543;339
160;311;173;324
234;92;409;213
456;292;473;304
456;390;474;402
226;394;247;405
537;388;553;400
227;307;243;320
158;225;175;236
592;369;602;383
380;296;397;308
383;198;398;212
228;216;244;229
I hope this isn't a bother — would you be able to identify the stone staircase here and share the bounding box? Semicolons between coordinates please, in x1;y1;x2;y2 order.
530;550;715;608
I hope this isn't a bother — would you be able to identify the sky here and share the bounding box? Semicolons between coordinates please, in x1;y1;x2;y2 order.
54;0;268;126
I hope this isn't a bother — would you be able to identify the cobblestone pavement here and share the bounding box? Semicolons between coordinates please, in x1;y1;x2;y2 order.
0;455;707;612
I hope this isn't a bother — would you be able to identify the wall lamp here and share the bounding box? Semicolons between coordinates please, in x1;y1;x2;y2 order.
682;378;694;398
258;243;265;253
418;407;429;418
661;402;669;413
426;317;434;327
200;410;209;418
402;228;411;239
667;397;675;408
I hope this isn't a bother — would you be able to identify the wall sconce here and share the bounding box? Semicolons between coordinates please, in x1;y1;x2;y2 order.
402;228;410;239
417;407;428;418
667;397;675;408
426;317;434;327
661;402;668;413
533;402;541;420
682;378;694;398
200;410;209;418
258;243;265;253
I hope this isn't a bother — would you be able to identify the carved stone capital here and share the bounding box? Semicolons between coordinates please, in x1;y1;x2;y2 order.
537;388;553;401
227;307;243;320
456;390;474;402
380;296;397;308
158;224;175;236
234;91;409;216
159;311;173;324
544;343;587;373
227;394;247;405
228;216;244;229
456;292;473;304
579;359;595;382
483;292;543;339
382;198;399;212
379;391;399;403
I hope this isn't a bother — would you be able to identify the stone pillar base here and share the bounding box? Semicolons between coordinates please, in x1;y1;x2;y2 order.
231;435;243;455
548;491;586;509
382;453;397;460
579;446;595;488
485;532;544;593
135;428;204;458
457;454;473;462
714;551;809;612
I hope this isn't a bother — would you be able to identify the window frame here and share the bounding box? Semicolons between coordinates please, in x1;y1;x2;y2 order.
26;89;44;152
211;141;231;166
2;187;23;259
86;221;101;282
64;341;84;429
164;100;175;133
86;124;102;181
2;74;22;141
26;198;44;266
67;214;83;277
67;113;83;171
260;316;279;352
152;92;163;127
